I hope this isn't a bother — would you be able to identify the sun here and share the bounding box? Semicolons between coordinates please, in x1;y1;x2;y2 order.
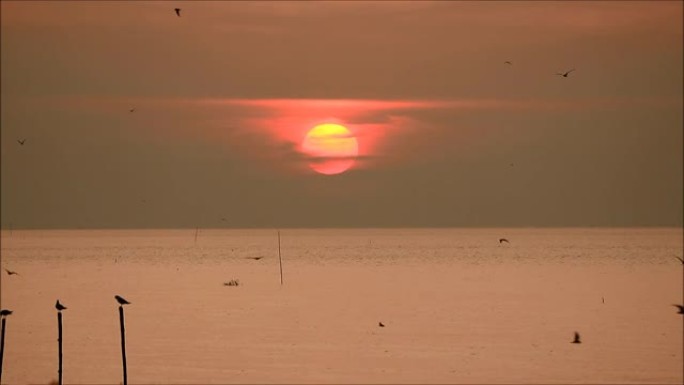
301;123;359;175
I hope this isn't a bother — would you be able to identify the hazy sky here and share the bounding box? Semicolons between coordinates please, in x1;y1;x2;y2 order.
1;1;682;229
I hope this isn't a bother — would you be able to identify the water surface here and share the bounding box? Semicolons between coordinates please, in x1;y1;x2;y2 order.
1;228;682;384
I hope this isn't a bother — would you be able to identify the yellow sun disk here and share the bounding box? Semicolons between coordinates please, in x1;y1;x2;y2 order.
303;124;358;157
302;123;358;175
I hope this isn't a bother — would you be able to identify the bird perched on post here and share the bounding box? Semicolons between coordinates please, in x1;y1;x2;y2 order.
571;331;581;344
55;300;67;311
115;295;131;305
0;309;12;317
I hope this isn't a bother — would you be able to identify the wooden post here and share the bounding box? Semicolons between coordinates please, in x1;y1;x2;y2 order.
278;230;283;285
57;312;63;385
119;306;127;385
194;227;199;245
0;317;6;382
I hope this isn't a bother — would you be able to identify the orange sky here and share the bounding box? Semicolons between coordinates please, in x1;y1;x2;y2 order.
1;1;682;228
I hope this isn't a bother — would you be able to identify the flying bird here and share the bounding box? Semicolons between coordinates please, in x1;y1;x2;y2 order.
504;61;512;65
673;305;684;314
246;257;263;260
556;69;575;77
572;331;581;344
55;300;67;311
675;256;684;264
378;322;385;327
174;8;181;17
4;268;19;276
115;295;131;305
0;309;12;317
129;108;135;113
499;238;510;244
17;139;26;145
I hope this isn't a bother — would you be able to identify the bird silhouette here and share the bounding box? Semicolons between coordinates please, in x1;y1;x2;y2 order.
55;300;67;311
129;108;135;113
174;8;181;17
572;332;581;344
115;295;131;305
0;309;12;317
378;322;385;327
504;61;512;65
675;256;684;264
556;69;575;77
499;238;510;244
246;257;263;260
17;139;26;145
4;268;19;276
673;305;684;314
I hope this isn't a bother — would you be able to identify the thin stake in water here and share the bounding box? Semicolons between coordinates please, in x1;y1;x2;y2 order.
278;230;283;285
194;227;199;245
55;300;66;385
115;295;131;385
57;312;63;385
0;309;12;382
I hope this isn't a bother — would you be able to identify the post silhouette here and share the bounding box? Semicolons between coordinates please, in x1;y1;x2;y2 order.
0;316;7;382
57;312;63;385
278;230;283;285
119;305;127;385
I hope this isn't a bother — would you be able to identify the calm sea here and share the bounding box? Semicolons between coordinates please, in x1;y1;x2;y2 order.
1;228;682;384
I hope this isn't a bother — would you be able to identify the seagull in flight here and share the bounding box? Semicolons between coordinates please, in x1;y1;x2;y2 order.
0;309;12;317
499;238;510;244
4;268;19;276
246;257;263;260
55;300;67;311
115;295;131;305
674;256;684;264
571;331;581;344
673;305;684;314
174;8;181;17
129;108;135;113
17;139;26;146
504;61;512;65
378;322;385;327
556;69;575;77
